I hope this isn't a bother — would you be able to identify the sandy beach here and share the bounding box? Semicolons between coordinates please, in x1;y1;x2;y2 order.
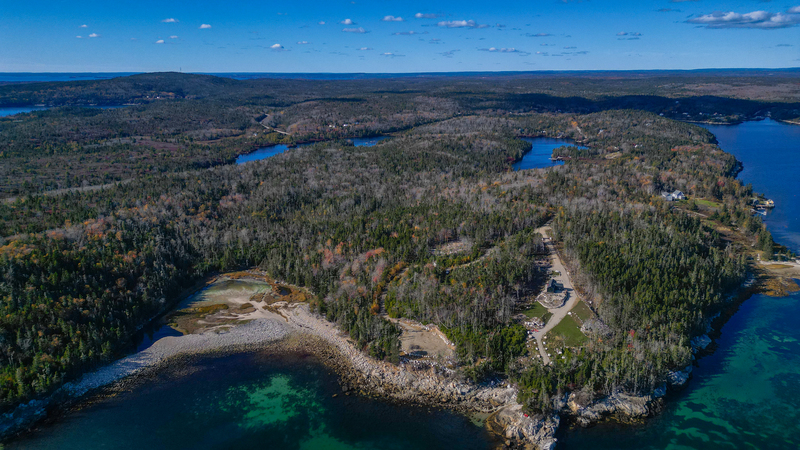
0;275;556;449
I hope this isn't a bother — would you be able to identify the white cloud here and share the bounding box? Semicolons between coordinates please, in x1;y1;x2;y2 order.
688;9;800;29
358;47;373;50
88;33;100;38
342;27;367;33
382;15;403;22
480;47;524;53
162;18;178;23
170;35;178;39
340;19;355;25
437;20;489;29
155;39;165;44
270;43;284;49
526;33;551;37
76;35;83;39
414;13;439;19
80;24;87;28
297;40;309;44
393;31;427;35
382;52;404;57
318;21;326;25
199;24;212;29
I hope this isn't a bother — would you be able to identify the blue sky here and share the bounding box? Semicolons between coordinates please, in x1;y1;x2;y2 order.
1;0;799;72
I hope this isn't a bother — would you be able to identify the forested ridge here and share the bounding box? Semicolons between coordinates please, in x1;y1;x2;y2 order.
0;73;793;416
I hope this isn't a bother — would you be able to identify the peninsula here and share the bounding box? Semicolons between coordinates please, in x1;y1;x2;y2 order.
0;72;798;448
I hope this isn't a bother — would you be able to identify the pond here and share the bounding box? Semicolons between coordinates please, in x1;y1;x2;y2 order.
512;137;587;171
235;136;390;165
0;105;128;117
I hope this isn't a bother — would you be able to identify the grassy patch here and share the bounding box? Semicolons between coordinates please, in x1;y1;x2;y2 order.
569;301;593;323
695;199;723;209
548;315;587;348
522;303;553;324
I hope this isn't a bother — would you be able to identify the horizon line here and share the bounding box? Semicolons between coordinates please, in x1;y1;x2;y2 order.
2;67;800;75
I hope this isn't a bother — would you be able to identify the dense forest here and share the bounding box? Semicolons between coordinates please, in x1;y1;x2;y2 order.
0;73;795;416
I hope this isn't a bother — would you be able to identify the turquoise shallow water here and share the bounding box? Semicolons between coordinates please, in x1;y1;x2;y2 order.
9;352;498;450
561;119;800;450
559;290;800;450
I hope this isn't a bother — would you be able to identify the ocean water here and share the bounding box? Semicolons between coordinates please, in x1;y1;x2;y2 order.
8;352;497;450
560;119;800;449
512;138;586;171
559;290;800;450
702;119;800;253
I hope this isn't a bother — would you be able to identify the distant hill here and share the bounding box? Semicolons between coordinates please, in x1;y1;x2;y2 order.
1;71;798;122
0;72;242;106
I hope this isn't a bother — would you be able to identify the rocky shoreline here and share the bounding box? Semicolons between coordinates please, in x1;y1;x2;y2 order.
0;293;757;450
0;318;291;442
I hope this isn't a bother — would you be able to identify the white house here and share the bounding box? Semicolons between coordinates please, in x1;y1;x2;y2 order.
661;190;686;202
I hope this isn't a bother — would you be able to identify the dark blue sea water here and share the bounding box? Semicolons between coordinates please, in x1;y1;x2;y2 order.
236;137;389;165
560;119;800;449
8;352;497;450
512;138;586;171
702;119;800;253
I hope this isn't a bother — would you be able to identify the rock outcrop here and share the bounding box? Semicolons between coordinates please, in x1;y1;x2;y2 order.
567;390;661;427
667;365;693;387
492;405;559;450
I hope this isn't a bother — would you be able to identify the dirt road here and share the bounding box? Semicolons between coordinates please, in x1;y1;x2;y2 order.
531;226;580;364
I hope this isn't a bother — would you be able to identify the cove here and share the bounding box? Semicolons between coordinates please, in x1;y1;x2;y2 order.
512;138;587;171
236;136;389;165
701;119;800;253
560;119;800;449
8;351;498;450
